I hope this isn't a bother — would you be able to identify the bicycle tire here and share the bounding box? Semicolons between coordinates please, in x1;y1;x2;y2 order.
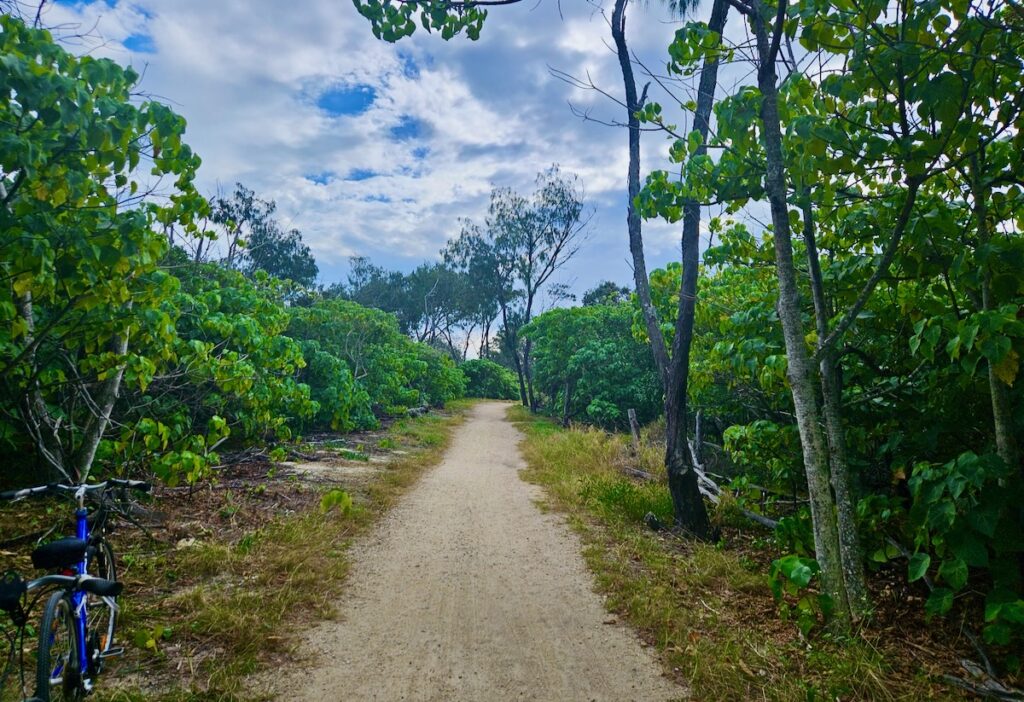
35;592;82;702
89;540;117;656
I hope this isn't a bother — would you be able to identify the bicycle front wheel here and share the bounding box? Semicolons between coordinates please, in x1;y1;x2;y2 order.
35;592;82;702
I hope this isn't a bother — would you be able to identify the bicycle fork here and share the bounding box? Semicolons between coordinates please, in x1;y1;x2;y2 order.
74;506;93;692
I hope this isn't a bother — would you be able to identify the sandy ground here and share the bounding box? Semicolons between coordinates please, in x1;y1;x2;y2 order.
265;402;684;701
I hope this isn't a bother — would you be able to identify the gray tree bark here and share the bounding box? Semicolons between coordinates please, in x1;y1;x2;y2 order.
611;0;728;539
801;201;870;620
749;0;852;627
971;152;1019;473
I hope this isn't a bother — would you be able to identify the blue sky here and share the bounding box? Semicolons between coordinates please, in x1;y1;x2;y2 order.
35;0;743;300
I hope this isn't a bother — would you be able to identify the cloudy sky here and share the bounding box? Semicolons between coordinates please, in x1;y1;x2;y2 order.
34;0;739;298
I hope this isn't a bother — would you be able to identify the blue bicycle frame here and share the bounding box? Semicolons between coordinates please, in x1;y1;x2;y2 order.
73;505;92;687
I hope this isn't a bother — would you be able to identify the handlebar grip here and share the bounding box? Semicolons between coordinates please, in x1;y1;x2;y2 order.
107;479;151;492
0;484;56;500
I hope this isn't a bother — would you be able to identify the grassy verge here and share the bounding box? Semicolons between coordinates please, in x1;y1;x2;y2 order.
509;406;962;701
0;401;470;702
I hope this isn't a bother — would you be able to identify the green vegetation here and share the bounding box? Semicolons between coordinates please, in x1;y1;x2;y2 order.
459;359;519;400
522;302;660;429
0;16;465;491
2;0;1022;696
356;0;1024;681
81;403;470;701
512;409;956;700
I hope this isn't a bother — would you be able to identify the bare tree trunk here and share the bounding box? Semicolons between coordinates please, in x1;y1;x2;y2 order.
479;317;492;358
628;408;641;455
612;0;670;386
74;322;130;481
561;378;573;426
611;0;723;539
498;302;528;406
15;291;67;479
802;201;870;620
511;347;528;407
693;409;703;465
523;337;537;411
751;0;851;628
971;152;1019;473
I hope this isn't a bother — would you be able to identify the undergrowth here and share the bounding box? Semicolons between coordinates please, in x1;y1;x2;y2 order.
509;406;962;701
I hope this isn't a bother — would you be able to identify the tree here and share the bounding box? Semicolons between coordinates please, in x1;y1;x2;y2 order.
343;257;487;358
581;281;630;307
460;359;519;400
641;0;1024;630
352;0;723;539
288;299;465;420
445;166;589;410
523;302;661;428
208;183;319;287
0;16;205;482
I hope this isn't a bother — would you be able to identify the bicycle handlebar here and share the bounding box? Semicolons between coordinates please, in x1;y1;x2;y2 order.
27;574;123;598
2;573;123;609
0;479;151;502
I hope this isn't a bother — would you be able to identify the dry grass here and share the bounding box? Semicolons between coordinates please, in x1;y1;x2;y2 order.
509;406;966;701
0;402;470;702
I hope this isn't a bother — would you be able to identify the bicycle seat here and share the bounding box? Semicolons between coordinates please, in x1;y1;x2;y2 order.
31;537;88;570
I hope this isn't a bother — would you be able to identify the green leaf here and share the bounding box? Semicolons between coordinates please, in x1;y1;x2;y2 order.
925;588;954;618
320;488;353;515
982;622;1011;646
947;530;988;568
907;552;930;582
937;557;968;591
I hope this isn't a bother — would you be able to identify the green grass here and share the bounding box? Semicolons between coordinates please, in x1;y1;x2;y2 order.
509;407;957;701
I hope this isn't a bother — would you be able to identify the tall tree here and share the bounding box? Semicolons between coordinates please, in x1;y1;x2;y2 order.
581;281;631;307
641;0;1024;628
445;167;589;409
209;183;319;287
353;0;720;538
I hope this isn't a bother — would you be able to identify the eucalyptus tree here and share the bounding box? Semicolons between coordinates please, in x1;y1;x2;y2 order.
208;183;319;287
445;167;589;409
581;281;631;307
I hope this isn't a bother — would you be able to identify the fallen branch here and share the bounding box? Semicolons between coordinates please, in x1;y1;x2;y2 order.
943;663;1024;701
689;439;778;529
622;467;657;481
214;446;269;468
621;436;779;530
0;526;55;549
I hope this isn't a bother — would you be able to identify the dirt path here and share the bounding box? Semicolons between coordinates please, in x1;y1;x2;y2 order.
267;402;684;701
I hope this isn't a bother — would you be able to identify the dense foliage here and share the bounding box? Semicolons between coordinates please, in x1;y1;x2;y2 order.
0;17;463;489
353;0;1024;672
635;0;1024;656
459;359;519;400
521;303;660;429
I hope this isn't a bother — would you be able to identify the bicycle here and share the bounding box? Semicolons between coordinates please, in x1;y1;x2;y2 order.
1;570;122;701
0;480;150;701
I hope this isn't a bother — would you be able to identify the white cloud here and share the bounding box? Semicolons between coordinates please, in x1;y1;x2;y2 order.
36;0;723;291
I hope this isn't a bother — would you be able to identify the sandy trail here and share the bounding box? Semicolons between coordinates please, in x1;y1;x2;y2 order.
268;401;684;701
